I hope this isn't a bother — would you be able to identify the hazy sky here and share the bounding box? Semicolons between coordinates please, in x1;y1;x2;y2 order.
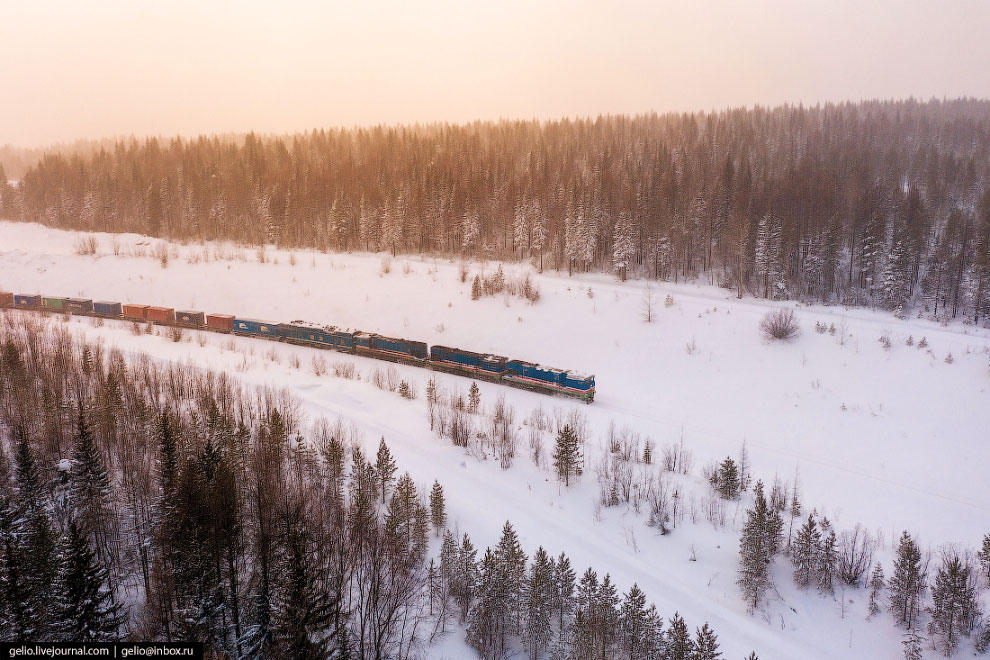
1;0;988;147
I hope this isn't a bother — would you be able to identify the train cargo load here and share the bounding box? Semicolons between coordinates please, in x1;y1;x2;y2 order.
233;318;279;337
65;298;95;314
147;306;176;324
206;314;235;332
0;292;13;307
176;310;205;326
93;301;123;316
122;304;150;320
15;294;41;308
43;296;67;311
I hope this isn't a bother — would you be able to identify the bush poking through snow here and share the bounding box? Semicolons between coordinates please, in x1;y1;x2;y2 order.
155;241;170;268
73;235;99;255
168;325;184;343
760;308;800;341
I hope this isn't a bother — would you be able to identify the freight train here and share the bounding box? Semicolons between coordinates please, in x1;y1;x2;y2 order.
0;291;596;402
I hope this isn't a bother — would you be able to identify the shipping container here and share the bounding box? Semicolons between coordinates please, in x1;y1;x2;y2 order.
176;310;205;326
232;318;279;337
15;294;41;308
43;296;67;311
93;301;123;317
147;306;176;324
205;314;234;332
430;345;507;373
0;292;13;307
122;304;149;320
65;298;94;314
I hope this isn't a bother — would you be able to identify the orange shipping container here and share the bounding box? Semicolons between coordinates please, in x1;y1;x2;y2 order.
122;304;149;320
206;313;235;332
147;306;176;323
0;292;13;307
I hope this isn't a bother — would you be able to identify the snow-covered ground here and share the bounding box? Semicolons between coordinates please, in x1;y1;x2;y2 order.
1;221;988;659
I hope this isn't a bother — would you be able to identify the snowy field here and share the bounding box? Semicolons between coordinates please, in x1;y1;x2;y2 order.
1;220;988;659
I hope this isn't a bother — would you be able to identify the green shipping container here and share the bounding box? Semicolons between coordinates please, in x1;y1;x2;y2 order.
43;296;67;311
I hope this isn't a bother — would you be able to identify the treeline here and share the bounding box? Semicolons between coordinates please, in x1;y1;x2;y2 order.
0;313;746;659
3;99;990;319
736;479;990;658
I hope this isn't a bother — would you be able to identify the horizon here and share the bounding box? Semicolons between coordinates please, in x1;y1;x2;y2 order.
3;0;989;147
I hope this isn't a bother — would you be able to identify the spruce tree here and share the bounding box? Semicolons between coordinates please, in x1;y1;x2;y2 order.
552;552;576;640
791;514;820;587
13;429;59;639
902;628;924;660
468;382;481;414
272;529;338;660
429;480;446;536
374;438;397;504
978;533;990;584
889;531;925;630
524;547;554;660
69;408;114;563
928;552;980;655
692;623;721;660
817;518;838;593
666;612;694;660
737;480;772;610
619;583;648;660
472;275;483;300
553;425;582;487
867;562;885;617
53;519;125;641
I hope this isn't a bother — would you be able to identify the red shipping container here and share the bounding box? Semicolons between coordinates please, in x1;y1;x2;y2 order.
147;306;176;323
122;304;149;320
0;292;13;307
206;313;235;332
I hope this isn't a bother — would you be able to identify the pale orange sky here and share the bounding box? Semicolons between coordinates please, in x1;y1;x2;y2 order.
1;0;988;147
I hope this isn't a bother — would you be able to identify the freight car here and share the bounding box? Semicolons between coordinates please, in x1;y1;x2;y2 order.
15;294;41;308
5;290;595;401
94;301;123;317
65;298;94;314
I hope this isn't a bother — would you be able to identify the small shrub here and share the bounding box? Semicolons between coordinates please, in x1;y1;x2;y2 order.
918;336;928;349
944;352;953;364
168;325;184;343
380;256;392;275
879;333;891;350
906;335;914;346
155;242;170;268
312;355;327;376
73;235;99;255
459;262;469;283
760;308;800;341
664;294;674;308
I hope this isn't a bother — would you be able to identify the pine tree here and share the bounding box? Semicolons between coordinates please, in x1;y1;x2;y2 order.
429;480;446;536
889;531;926;629
552;552;576;640
692;623;722;660
553;425;582;487
666;612;694;660
53;519;125;641
468;382;481;414
791;514;820;587
597;573;620;659
472;274;483;300
374;438;397;504
867;562;885;617
613;211;636;281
